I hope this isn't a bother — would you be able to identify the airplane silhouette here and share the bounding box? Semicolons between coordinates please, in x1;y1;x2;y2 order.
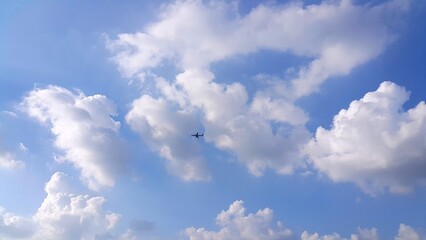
191;132;204;139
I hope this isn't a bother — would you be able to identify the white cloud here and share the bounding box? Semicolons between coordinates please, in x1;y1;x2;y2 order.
183;200;292;240
0;114;25;170
301;224;425;240
0;172;130;240
21;85;127;190
394;224;422;240
251;93;308;125
19;143;28;152
183;201;425;240
0;152;25;169
108;0;408;180
305;81;426;194
174;69;311;176
108;0;408;97
2;110;17;118
126;93;210;182
301;227;379;240
0;208;35;239
127;68;310;180
33;172;121;240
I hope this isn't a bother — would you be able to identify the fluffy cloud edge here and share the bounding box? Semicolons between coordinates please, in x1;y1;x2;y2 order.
20;85;128;190
0;152;25;170
182;200;424;240
305;81;426;195
1;196;424;240
107;0;410;182
182;200;292;240
107;0;409;97
0;172;138;240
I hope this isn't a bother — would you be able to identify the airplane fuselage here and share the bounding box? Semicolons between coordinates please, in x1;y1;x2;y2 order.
191;132;204;138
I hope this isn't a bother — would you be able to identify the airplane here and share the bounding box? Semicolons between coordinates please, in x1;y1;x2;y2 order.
191;132;204;139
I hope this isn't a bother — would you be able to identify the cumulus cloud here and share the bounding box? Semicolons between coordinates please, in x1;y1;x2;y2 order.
183;200;292;240
21;85;127;190
0;208;35;239
0;152;25;169
182;201;425;240
127;68;310;180
33;172;121;240
0;172;131;240
301;224;425;240
108;0;408;96
108;0;408;180
175;69;311;176
305;81;426;194
126;92;211;181
394;224;422;240
301;227;379;240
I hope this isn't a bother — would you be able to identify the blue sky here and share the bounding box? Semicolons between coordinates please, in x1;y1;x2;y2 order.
1;0;426;239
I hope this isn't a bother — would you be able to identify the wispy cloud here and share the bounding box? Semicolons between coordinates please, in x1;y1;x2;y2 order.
2;111;17;118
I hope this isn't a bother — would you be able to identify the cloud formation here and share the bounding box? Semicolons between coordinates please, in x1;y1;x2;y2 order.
174;69;311;176
21;85;127;190
108;0;408;96
33;172;121;239
302;224;424;240
183;200;292;240
108;0;409;180
301;227;379;240
126;68;310;180
183;200;424;240
394;224;422;240
305;82;426;194
126;92;210;181
0;208;34;239
0;172;134;240
0;152;24;170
